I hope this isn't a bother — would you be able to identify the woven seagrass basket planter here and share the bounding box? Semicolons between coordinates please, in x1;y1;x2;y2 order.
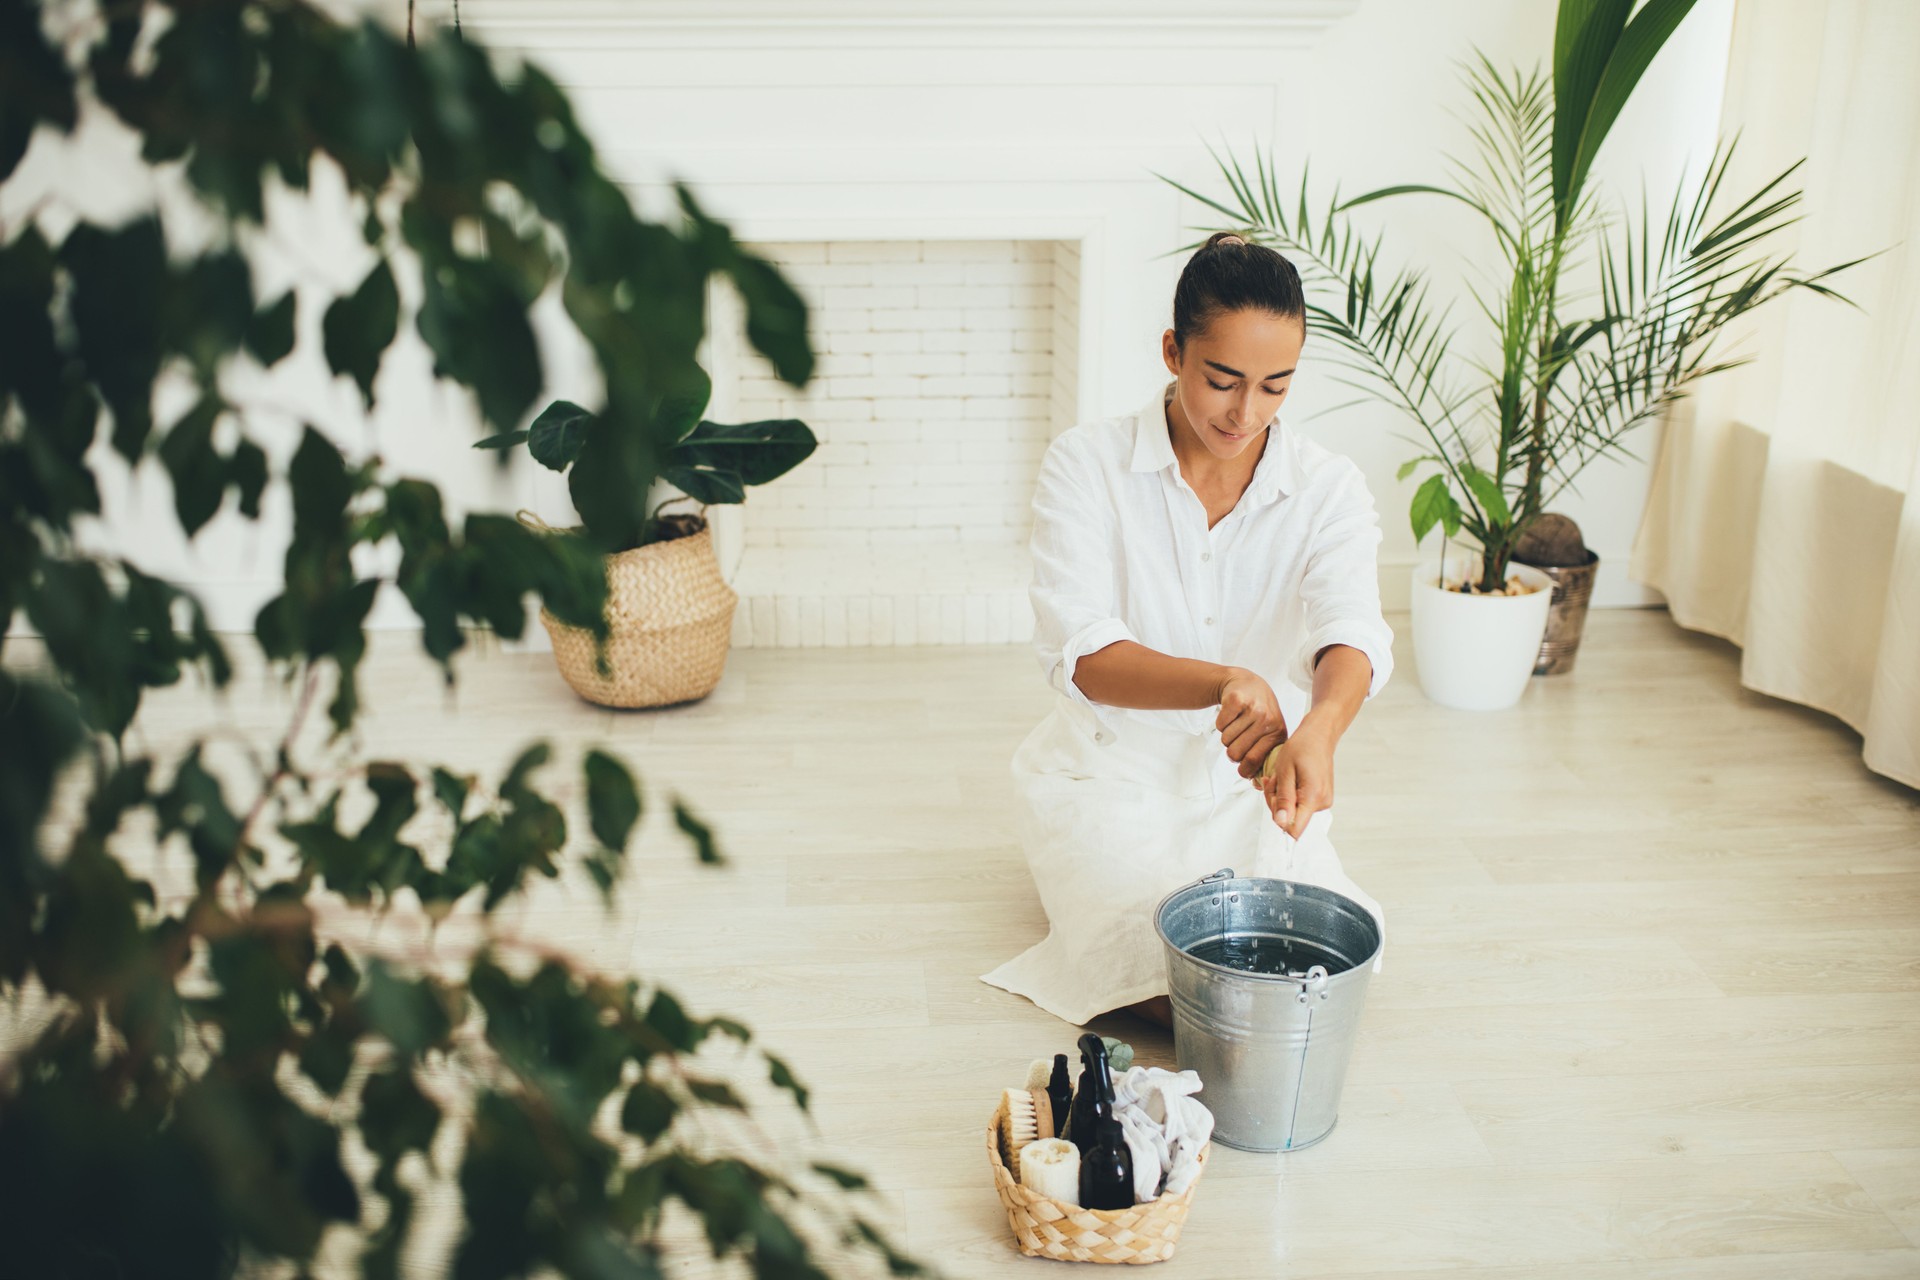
985;1095;1209;1265
540;522;736;709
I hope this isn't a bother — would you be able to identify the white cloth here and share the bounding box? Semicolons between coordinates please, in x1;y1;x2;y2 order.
981;382;1391;1025
1117;1109;1165;1203
1113;1066;1215;1198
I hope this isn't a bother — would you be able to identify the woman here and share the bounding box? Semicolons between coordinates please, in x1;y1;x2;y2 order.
980;232;1393;1028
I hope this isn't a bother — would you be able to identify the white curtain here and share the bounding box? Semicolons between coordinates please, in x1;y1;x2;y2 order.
1631;0;1920;788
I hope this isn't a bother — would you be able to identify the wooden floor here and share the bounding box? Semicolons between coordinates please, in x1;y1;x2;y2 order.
14;608;1920;1277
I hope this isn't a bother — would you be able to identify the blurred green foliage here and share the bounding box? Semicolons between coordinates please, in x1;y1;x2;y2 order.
0;3;921;1277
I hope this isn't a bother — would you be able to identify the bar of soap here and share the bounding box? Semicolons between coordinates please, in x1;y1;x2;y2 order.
1018;1138;1080;1204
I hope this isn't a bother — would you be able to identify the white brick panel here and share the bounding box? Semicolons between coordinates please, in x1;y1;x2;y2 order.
711;237;1073;645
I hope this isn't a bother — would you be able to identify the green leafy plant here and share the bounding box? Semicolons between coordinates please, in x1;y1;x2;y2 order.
1159;0;1870;591
475;378;818;550
0;2;920;1277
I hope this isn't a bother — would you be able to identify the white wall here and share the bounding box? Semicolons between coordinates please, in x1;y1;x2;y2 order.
5;0;1738;639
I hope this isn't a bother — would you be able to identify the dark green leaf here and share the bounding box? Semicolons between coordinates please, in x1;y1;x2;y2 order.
766;1054;809;1112
363;962;454;1060
672;797;721;865
1462;465;1511;527
501;742;551;798
584;749;641;852
230;440;268;518
360;1066;442;1161
660;463;744;507
61;218;167;459
155;746;243;889
431;767;471;821
472;429;528;451
685;1079;743;1110
246;291;297;367
157;396;225;536
671;418;815;488
322;260;398;408
707;1016;751;1043
171;250;252;373
566;404;662;552
676;185;814;386
299;1026;355;1095
620;1082;676;1142
656;366;712;442
320;943;360;1002
811;1163;868;1191
414;253;543;434
527;400;595;471
1409;473;1451;544
644;989;699;1052
0;226;66;421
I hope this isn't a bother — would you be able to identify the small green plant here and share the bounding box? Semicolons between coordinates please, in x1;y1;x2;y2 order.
1161;0;1871;591
476;374;817;550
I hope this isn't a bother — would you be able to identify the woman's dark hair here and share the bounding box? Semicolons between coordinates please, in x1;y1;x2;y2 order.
1172;231;1307;350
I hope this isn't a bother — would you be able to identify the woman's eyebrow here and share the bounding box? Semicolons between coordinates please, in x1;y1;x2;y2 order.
1204;359;1295;380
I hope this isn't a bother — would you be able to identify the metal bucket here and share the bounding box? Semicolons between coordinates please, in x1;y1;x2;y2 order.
1154;868;1381;1152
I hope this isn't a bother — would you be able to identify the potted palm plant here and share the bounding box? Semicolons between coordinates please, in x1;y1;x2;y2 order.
1160;0;1866;708
477;369;814;707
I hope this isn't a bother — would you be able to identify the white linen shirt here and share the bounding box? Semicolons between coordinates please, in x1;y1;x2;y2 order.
1030;379;1395;746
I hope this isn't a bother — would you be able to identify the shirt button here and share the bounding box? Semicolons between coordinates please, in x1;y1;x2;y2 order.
1093;731;1107;743
1201;551;1212;562
1204;617;1215;626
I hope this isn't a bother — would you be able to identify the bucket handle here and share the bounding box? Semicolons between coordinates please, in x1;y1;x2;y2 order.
1295;965;1331;1005
1197;868;1234;887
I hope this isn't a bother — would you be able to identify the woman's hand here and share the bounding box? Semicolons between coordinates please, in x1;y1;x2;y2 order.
1214;667;1288;778
1257;721;1335;840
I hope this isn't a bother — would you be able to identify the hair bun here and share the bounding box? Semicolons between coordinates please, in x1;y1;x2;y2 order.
1208;232;1250;249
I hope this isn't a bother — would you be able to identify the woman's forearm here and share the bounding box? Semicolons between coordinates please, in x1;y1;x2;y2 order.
1071;640;1235;710
1298;644;1373;744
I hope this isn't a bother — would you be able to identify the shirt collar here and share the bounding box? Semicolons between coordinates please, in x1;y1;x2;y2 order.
1129;379;1300;503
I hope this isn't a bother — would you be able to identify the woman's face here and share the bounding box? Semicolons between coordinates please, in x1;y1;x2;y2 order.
1161;308;1306;461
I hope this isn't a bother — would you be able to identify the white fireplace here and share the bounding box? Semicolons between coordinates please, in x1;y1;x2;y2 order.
701;237;1077;646
462;0;1364;645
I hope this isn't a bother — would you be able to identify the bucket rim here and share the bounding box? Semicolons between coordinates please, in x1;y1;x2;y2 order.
1153;871;1381;984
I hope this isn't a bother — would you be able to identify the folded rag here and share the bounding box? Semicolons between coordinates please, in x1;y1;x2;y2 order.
1111;1066;1215;1198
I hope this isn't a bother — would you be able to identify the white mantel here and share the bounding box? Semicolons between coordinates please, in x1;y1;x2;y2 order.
458;0;1363;414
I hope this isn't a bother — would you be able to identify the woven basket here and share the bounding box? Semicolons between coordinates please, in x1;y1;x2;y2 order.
540;523;737;709
986;1097;1208;1265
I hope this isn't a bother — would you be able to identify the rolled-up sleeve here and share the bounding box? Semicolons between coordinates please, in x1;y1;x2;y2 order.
1029;435;1135;728
1287;462;1396;698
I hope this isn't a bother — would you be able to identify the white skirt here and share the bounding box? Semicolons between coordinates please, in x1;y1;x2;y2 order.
980;698;1386;1026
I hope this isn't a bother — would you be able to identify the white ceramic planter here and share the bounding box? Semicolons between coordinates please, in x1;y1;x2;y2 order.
1409;554;1556;710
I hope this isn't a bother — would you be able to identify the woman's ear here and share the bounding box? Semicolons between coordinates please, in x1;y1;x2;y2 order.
1161;329;1181;376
